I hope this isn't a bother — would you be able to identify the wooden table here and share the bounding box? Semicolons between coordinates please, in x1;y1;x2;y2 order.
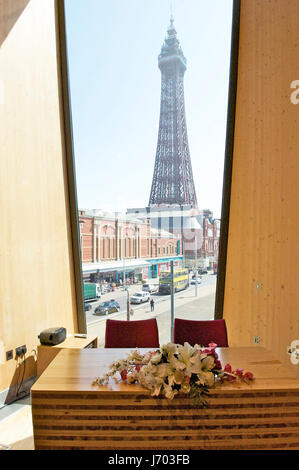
31;347;299;450
36;335;98;378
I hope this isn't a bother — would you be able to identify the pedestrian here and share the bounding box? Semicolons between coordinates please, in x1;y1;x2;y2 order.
150;298;155;312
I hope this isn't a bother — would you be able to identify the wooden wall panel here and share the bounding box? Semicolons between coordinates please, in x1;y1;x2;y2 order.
223;0;299;376
0;0;79;392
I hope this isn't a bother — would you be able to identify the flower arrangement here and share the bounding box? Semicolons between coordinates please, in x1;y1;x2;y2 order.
93;342;254;407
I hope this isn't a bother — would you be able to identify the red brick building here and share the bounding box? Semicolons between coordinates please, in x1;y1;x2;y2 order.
198;213;220;261
78;210;182;282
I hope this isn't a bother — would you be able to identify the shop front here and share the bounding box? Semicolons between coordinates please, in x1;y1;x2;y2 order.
82;259;151;285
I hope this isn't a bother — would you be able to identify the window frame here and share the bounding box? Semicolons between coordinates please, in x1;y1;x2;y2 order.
57;0;241;329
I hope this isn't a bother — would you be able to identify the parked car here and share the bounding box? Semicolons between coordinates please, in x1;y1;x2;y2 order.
199;269;208;275
142;283;158;293
94;300;120;315
130;292;150;304
84;302;92;312
190;278;202;285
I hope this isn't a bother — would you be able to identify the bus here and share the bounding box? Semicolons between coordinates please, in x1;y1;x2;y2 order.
159;268;189;294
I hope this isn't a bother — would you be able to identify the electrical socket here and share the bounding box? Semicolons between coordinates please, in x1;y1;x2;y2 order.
6;350;13;361
15;345;27;358
254;336;261;344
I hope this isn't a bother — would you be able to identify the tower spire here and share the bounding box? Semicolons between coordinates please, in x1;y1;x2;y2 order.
149;19;198;208
170;0;174;21
167;14;176;36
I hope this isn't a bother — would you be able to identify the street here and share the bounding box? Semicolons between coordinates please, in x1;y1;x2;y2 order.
85;274;216;323
86;274;217;346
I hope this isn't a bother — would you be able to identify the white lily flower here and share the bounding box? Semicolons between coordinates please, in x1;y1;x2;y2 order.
183;349;215;377
196;371;215;387
163;383;178;400
152;384;162;396
174;370;185;385
128;349;144;363
187;353;204;375
169;354;186;371
161;343;177;357
156;363;172;379
177;343;195;368
150;351;163;364
167;375;175;386
139;372;156;391
201;356;215;371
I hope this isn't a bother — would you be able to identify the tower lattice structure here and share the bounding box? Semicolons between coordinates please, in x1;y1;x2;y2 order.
149;17;198;208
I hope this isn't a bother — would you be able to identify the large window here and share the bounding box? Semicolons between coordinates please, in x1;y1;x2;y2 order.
65;0;233;346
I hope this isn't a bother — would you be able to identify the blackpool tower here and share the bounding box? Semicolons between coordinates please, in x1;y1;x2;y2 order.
149;17;198;209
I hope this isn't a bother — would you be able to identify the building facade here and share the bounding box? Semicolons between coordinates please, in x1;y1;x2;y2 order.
127;206;220;269
79;209;183;282
198;212;220;269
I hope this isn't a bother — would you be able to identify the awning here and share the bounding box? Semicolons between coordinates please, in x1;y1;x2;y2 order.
82;259;151;273
145;256;183;265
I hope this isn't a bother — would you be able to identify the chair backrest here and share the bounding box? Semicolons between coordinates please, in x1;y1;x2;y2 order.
104;318;160;348
174;319;228;347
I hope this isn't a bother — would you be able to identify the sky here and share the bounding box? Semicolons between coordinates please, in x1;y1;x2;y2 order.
65;0;233;219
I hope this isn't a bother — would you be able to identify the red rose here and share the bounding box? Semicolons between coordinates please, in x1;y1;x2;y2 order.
202;348;218;358
135;365;141;372
226;374;237;381
208;342;218;349
234;368;244;378
120;369;127;380
244;371;254;380
224;363;232;373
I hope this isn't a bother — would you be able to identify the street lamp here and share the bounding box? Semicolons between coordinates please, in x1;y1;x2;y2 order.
124;286;130;321
194;232;198;297
170;260;174;342
189;215;201;297
122;225;126;289
122;227;130;321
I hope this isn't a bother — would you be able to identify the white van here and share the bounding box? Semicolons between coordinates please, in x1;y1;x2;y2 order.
142;283;158;293
130;291;150;304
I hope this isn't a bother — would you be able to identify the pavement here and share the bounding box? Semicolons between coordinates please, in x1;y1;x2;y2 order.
87;275;217;346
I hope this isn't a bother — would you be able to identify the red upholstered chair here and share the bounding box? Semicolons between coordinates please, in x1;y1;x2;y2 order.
104;318;160;348
174;319;228;347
